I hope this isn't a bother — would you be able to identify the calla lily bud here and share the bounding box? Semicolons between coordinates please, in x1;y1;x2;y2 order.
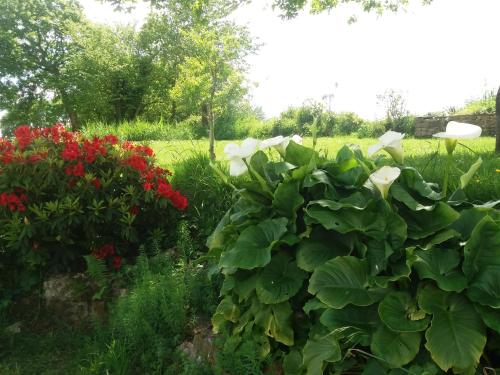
368;166;401;199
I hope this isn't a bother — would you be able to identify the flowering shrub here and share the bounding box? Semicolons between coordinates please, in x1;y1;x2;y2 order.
209;133;500;374
0;124;187;302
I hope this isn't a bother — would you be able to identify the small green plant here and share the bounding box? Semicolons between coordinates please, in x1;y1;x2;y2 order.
208;135;500;374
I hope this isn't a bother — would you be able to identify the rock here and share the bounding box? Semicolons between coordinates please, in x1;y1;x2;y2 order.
5;321;22;334
179;322;216;364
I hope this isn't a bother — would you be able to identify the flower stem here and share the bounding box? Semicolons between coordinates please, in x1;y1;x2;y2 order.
442;153;453;197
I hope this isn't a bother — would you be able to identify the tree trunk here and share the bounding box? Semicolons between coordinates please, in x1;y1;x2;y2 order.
59;88;81;131
496;85;500;153
208;104;216;161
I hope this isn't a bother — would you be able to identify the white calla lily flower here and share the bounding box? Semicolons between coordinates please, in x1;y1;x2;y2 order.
260;134;302;155
368;131;405;164
224;138;261;176
433;121;482;155
260;136;285;151
368;166;401;199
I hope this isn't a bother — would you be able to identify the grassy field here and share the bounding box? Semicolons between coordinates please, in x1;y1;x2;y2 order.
150;136;500;202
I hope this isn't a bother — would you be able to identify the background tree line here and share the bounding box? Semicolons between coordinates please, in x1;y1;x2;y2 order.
0;0;256;140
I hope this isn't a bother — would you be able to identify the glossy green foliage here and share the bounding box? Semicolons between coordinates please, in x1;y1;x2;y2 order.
208;140;500;374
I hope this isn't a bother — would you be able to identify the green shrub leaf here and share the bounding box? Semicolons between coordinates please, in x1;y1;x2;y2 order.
308;256;384;309
256;253;307;304
272;179;304;220
418;286;486;373
302;335;341;375
297;227;351;272
219;218;288;270
378;292;430;332
412;248;467;292
370;325;421;368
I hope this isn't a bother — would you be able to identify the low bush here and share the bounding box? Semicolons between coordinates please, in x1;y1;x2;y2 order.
357;120;386;138
333;112;365;135
208;139;500;374
0;124;188;305
171;152;235;253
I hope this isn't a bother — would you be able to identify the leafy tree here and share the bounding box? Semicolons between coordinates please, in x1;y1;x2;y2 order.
170;25;253;159
0;0;85;130
272;0;433;18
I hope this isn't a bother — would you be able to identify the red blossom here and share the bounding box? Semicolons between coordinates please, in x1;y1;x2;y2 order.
142;182;153;191
61;141;80;161
129;205;140;215
104;134;119;145
91;178;101;189
0;191;28;212
124;155;148;172
14;125;33;149
92;244;115;260
113;255;122;269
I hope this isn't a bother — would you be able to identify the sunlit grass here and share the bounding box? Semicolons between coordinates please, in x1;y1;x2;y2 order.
150;137;499;202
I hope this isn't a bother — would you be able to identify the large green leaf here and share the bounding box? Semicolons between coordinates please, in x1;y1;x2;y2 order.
302;335;341;375
412;248;467;292
285;141;319;167
451;208;490;240
305;200;390;241
462;215;500;279
418;286;486;373
219;218;288;270
283;350;303;375
256;253;307;304
398;167;442;201
467;265;500;308
459;157;482;190
296;227;351;272
475;304;500;334
391;184;436;211
211;296;240;332
378;292;430;332
308;256;384;309
370;325;421;368
273;179;304;220
255;301;295;346
401;202;459;240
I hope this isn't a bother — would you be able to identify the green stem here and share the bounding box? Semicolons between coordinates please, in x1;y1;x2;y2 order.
243;159;273;198
442;153;453;197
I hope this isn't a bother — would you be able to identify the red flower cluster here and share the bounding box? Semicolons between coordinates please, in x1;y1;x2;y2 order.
0;190;28;212
124;154;148;172
65;161;85;177
156;178;188;210
82;137;107;164
13;125;33;150
91;244;122;269
61;141;80;161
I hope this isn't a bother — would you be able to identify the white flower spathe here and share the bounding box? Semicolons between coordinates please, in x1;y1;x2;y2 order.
259;136;285;150
224;138;261;176
369;166;401;199
368;131;405;164
433;121;482;140
260;134;303;154
433;121;482;155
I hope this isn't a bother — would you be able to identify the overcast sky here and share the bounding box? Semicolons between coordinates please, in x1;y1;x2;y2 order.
81;0;500;119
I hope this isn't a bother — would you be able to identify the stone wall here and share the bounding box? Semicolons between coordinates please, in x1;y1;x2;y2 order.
414;114;496;137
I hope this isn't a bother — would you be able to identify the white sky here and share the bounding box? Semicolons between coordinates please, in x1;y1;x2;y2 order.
81;0;500;119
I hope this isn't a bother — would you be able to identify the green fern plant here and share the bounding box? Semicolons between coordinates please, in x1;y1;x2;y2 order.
84;255;109;301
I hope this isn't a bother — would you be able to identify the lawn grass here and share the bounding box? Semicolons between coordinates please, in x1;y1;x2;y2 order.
151;136;499;202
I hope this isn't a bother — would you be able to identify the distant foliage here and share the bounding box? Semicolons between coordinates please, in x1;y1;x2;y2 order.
455;89;497;115
0;124;187;304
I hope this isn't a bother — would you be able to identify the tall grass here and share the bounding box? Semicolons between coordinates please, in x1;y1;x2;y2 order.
82;119;198;141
